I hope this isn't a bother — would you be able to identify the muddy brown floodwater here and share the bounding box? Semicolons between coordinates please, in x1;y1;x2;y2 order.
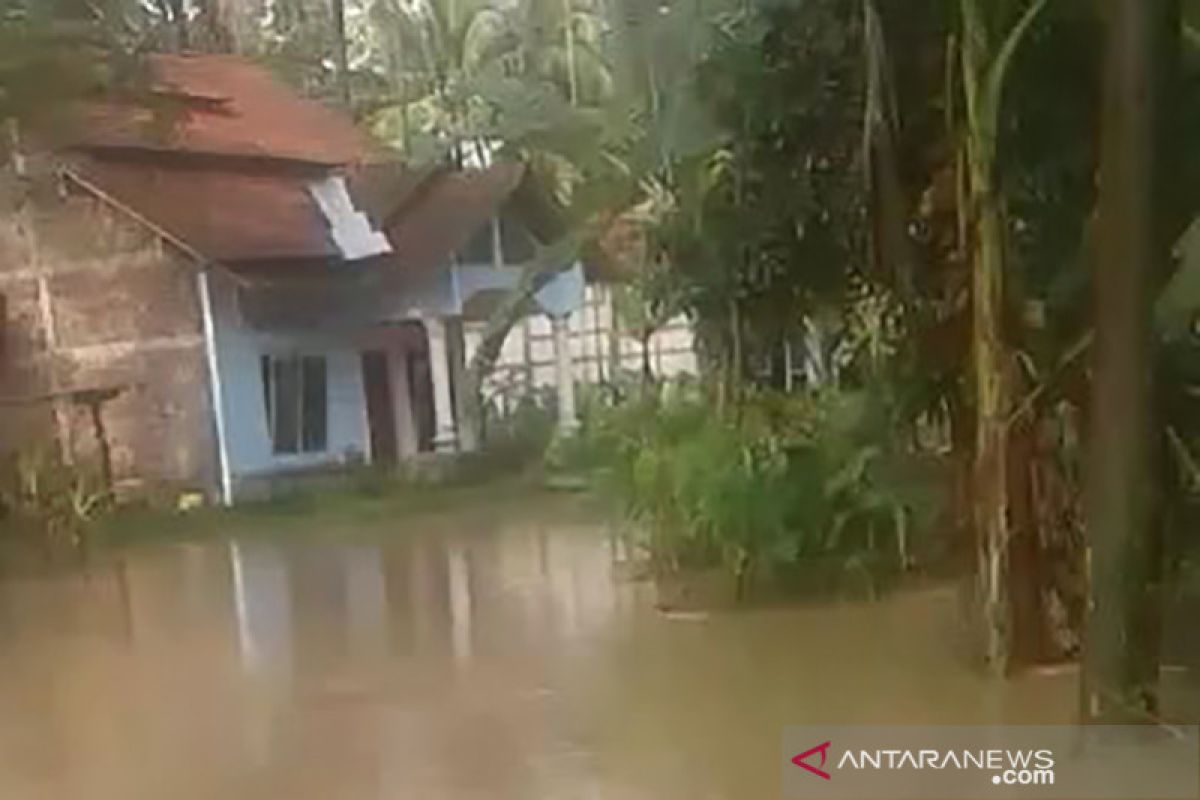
0;493;1193;800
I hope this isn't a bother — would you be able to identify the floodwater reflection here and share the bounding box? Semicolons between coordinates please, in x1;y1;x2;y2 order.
0;495;1162;799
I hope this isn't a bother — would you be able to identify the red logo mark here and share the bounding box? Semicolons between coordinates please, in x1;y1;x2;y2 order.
792;741;832;780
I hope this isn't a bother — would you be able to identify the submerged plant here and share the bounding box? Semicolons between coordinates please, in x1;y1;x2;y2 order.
0;446;110;549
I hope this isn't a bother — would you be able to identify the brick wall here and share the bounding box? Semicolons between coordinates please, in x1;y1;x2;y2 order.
0;173;216;493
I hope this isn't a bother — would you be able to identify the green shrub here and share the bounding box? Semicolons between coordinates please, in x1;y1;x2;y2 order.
578;383;944;597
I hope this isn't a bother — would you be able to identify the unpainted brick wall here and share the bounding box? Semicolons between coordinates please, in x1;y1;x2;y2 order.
0;174;217;493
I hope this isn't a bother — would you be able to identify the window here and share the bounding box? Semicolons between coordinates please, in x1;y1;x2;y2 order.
456;215;538;265
260;354;328;454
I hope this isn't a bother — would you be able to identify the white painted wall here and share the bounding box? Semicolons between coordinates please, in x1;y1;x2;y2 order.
204;258;541;487
207;271;372;481
202;251;697;485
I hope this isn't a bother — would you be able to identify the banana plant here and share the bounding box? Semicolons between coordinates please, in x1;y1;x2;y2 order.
957;0;1052;674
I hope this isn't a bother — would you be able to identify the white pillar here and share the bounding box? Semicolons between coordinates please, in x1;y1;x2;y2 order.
424;317;458;452
551;313;579;435
446;317;478;452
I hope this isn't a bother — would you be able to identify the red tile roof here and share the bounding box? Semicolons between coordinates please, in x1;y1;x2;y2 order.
70;154;526;267
69;155;338;262
345;162;435;224
81;54;370;166
65;54;526;269
382;162;526;271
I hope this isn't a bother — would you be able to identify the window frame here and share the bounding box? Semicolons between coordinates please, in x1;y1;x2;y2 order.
260;352;329;456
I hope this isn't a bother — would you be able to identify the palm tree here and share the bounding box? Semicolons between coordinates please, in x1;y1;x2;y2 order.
365;0;615;161
521;0;612;105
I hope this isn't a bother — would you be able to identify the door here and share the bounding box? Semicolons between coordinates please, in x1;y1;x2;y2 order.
360;350;398;465
406;348;436;453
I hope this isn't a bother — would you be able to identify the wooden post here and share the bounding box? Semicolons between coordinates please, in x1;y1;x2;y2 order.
88;400;113;491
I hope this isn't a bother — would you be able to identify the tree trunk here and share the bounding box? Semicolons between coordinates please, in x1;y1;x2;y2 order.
640;328;653;384
1081;0;1170;724
331;0;351;107
730;298;743;401
195;0;235;51
863;0;916;297
1007;380;1053;666
563;0;579;105
458;237;580;449
155;0;188;51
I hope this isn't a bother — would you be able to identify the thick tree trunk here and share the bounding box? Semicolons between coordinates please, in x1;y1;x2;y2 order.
1081;0;1170;724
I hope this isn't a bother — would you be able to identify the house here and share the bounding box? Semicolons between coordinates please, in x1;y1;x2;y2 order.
0;53;593;504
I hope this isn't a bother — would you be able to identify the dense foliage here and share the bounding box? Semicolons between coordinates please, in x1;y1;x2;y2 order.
566;379;944;599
